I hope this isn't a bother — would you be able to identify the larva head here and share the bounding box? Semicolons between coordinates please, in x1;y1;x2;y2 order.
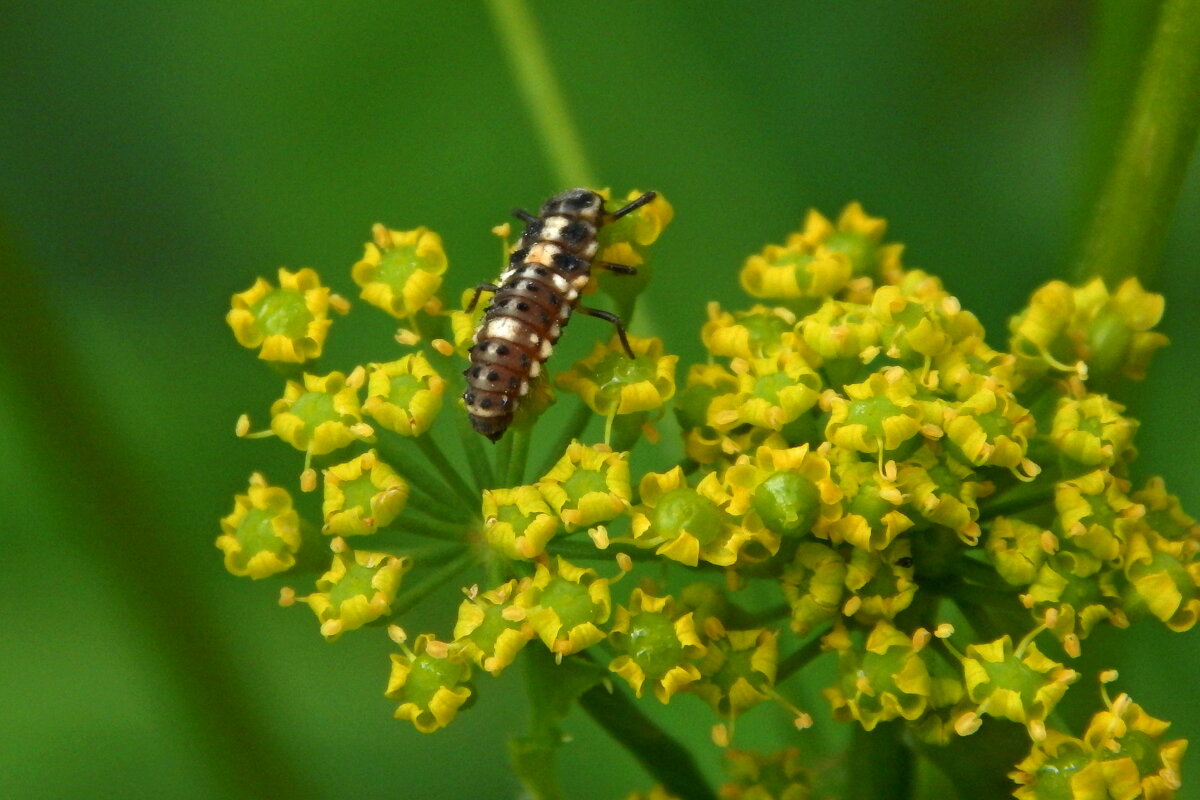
540;188;604;222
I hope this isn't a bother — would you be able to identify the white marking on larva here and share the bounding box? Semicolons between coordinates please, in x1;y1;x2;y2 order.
499;268;518;282
549;273;571;293
484;317;539;345
565;288;579;302
472;405;506;418
529;361;542;378
568;274;590;291
519;381;529;396
539;339;553;359
539;216;571;241
578;241;598;260
548;323;562;340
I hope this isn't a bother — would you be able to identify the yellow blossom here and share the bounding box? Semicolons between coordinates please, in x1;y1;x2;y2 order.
226;267;345;362
293;547;412;640
321;450;408;536
556;335;677;416
537;442;631;530
362;353;447;437
352;224;447;319
270;370;370;456
480;485;560;559
216;473;302;578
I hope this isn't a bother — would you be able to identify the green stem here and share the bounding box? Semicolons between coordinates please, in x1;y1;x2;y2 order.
776;632;829;683
496;428;516;488
536;401;593;477
397;485;472;524
1076;0;1200;283
505;425;532;487
578;684;717;800
977;483;1056;521
396;512;471;543
414;431;480;506
390;548;476;616
375;434;472;517
845;722;913;800
484;0;596;187
454;410;498;491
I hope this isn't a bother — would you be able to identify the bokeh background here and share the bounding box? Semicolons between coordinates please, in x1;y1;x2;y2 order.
3;2;1198;798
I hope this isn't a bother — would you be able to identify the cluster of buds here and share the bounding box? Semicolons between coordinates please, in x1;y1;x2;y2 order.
220;192;1192;798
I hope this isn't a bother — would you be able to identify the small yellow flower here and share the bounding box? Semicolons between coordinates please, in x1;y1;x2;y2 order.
608;589;706;703
781;542;846;634
226;267;346;363
631;467;757;567
556;335;677;417
1049;393;1138;468
986;517;1052;586
385;633;473;733
518;557;613;656
823;457;912;552
1055;468;1142;563
843;539;917;621
722;748;814;800
942;379;1039;480
961;633;1078;738
216;473;302;578
453;579;534;675
691;625;778;718
362;353;447;437
707;352;822;433
480;485;560;559
721;444;842;539
823;620;932;730
352;224;447;319
270;370;371;456
824;368;924;460
739;238;851;301
537;442;631;530
701;303;799;360
321;450;409;536
294;547;412;640
1123;529;1200;632
896;447;989;545
800;299;882;363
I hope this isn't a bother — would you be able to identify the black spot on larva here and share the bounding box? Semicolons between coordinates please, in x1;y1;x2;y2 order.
465;188;653;441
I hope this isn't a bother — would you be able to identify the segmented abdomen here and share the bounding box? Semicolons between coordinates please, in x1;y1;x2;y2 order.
464;188;605;441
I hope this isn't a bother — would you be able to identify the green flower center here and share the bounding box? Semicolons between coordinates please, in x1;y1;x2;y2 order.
1030;744;1090;800
594;351;656;392
653;488;722;546
562;469;610;502
739;313;790;353
289;391;339;426
1105;729;1163;776
341;475;378;516
377;245;426;288
252;290;312;338
847;481;892;529
469;603;516;654
404;655;466;706
539;578;597;630
847;395;905;442
497;504;538;535
387;374;425;408
825;231;876;277
772;252;817;290
625;611;683;680
327;561;379;606
236;508;287;553
753;471;820;536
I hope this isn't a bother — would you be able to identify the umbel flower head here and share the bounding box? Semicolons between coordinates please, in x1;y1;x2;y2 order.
218;190;1195;800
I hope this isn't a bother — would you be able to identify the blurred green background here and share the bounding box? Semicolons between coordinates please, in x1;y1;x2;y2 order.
2;2;1197;798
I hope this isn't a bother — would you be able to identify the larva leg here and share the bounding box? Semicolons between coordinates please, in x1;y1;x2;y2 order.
577;306;635;358
608;191;657;221
466;283;500;313
512;209;539;224
594;262;638;275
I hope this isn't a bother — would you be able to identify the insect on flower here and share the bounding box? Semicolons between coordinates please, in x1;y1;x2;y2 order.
463;188;656;441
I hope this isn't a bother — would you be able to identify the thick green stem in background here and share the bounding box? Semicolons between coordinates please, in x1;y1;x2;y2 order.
0;233;314;799
484;0;596;188
845;722;912;800
1077;0;1200;283
579;683;717;800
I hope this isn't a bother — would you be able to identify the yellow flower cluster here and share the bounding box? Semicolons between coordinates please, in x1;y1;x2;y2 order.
218;192;1195;799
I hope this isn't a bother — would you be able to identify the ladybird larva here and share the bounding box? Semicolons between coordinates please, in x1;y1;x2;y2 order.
462;188;656;441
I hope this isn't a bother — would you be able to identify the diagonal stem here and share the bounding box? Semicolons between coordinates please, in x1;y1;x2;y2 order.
1076;0;1200;283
